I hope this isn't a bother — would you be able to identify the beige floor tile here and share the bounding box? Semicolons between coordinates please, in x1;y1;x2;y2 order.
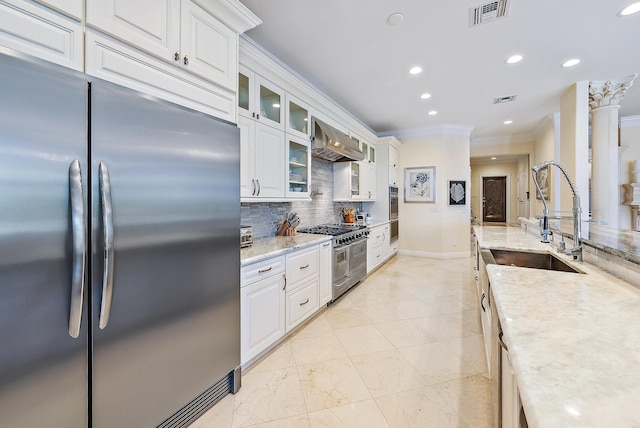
244;414;311;428
292;313;333;340
432;374;495;428
290;331;349;365
375;318;438;348
249;339;296;373
444;334;489;375
190;393;234;428
232;367;306;428
334;325;394;357
351;349;427;397
375;385;467;428
298;358;371;412
308;399;390;428
412;311;481;341
399;341;480;385
391;299;434;319
324;306;372;330
354;302;409;324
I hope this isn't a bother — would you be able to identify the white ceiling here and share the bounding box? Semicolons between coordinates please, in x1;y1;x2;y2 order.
239;0;640;141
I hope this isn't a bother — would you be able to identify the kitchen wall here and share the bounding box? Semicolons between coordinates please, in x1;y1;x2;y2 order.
619;119;640;229
470;160;520;224
241;157;362;238
397;128;471;258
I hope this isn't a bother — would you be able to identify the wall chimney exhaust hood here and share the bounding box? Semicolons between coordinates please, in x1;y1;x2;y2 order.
311;118;364;162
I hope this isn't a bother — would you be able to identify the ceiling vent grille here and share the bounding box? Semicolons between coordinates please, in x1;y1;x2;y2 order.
470;0;509;26
494;95;517;104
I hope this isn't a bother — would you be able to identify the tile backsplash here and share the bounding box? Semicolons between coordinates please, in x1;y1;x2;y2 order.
241;157;362;239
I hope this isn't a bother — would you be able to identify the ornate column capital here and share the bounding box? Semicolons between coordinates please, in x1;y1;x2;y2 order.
589;74;637;111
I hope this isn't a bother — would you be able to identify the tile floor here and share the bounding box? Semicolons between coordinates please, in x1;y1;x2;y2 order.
192;255;494;428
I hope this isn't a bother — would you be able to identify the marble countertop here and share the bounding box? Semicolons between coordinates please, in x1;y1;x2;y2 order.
241;234;331;266
475;225;640;428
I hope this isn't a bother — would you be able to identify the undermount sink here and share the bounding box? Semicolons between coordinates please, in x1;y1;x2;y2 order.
487;249;583;274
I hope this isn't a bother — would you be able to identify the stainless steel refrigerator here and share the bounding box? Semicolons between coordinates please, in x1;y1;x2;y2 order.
0;51;241;428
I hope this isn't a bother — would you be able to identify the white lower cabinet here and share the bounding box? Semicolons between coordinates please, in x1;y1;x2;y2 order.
240;256;285;365
285;277;318;331
241;242;330;366
0;0;83;71
367;222;390;273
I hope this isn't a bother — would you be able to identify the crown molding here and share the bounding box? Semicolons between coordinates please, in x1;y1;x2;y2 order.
471;133;535;147
239;35;377;140
377;124;474;139
620;115;640;128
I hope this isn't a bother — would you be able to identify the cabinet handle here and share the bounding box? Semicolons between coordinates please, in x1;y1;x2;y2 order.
252;112;256;118
299;264;309;269
323;243;330;247
183;55;189;65
299;298;310;306
258;266;272;274
256;179;261;195
499;331;509;352
256;113;260;120
174;51;180;61
480;293;486;312
475;276;479;281
282;274;286;290
251;179;257;196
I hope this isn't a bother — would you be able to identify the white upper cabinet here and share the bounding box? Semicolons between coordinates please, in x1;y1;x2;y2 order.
286;94;311;139
238;65;285;130
180;0;236;90
87;0;181;63
35;0;82;19
0;0;83;70
87;0;242;91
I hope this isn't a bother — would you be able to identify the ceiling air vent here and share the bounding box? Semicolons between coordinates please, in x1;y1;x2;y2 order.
494;95;517;104
470;0;509;26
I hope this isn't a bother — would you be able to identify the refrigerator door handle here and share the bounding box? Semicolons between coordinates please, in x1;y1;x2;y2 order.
98;162;115;329
68;159;86;338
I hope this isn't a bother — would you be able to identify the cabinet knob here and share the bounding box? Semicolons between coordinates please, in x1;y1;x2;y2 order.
183;55;189;65
174;52;180;61
256;113;260;120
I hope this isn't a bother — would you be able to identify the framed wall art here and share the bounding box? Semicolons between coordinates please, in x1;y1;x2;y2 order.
404;166;436;203
448;180;466;206
535;165;550;200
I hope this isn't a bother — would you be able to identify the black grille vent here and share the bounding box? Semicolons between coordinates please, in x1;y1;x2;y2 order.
156;371;235;428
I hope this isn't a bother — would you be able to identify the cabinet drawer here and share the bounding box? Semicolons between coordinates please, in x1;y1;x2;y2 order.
286;278;318;331
241;255;285;286
286;246;319;286
368;226;388;247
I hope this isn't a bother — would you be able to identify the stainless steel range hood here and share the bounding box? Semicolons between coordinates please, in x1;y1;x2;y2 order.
311;118;364;162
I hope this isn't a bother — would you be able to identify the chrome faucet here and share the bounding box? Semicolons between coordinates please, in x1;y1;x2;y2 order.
531;161;582;261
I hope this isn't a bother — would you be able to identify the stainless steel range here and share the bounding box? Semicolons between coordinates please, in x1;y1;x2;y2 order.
298;224;369;301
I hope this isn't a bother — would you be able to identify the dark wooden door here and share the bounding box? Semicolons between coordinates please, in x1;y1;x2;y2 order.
483;176;507;222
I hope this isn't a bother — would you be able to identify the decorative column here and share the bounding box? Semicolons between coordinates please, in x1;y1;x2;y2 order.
588;74;636;229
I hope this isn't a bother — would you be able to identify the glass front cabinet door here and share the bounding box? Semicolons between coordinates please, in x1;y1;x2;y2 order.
238;65;285;130
286;134;311;198
286;95;311;139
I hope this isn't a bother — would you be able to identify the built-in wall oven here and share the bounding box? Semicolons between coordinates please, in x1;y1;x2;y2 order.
389;186;399;242
298;224;369;301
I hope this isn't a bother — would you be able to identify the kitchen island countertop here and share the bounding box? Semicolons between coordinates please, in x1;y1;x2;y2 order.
241;234;331;267
474;225;640;428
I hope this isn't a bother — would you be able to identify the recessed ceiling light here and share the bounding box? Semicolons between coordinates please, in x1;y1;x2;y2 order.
387;13;404;25
504;120;513;124
561;58;581;68
428;110;437;116
506;55;523;64
420;93;432;99
409;66;422;75
491;157;497;160
619;2;640;16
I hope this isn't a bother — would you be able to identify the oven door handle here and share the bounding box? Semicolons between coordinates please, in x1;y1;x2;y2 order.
333;243;349;250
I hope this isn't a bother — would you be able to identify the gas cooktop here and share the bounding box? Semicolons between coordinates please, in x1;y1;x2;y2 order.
297;223;367;236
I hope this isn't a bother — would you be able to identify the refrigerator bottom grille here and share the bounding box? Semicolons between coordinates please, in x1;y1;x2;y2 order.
157;369;237;428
